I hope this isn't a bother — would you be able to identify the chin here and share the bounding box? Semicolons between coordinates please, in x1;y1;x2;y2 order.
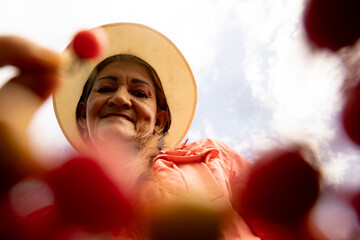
94;127;135;145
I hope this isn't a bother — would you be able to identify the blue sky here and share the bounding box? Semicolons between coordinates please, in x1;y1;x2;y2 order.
1;0;360;238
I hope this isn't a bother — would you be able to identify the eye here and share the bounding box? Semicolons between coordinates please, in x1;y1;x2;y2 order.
96;86;114;93
132;90;149;98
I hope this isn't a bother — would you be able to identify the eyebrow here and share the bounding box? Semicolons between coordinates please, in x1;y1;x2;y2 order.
131;78;152;87
96;76;152;88
96;76;117;82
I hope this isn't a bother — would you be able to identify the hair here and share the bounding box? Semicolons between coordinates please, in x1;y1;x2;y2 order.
76;54;172;152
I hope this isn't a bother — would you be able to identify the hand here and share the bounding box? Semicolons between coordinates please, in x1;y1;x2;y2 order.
0;36;63;195
0;36;63;132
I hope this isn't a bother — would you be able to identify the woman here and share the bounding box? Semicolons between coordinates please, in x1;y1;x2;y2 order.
53;23;261;239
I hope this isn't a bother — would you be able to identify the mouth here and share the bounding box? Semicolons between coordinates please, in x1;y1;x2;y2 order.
103;113;134;123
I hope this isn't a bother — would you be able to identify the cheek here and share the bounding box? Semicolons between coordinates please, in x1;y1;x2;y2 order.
86;94;106;126
136;101;158;126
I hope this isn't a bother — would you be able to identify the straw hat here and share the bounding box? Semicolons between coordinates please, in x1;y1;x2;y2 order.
53;23;197;151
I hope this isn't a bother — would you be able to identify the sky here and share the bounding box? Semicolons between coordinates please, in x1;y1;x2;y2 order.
1;0;360;238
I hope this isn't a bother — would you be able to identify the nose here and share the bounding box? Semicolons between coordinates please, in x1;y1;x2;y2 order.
108;87;132;108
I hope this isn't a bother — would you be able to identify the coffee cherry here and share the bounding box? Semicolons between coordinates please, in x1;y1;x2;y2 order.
71;29;107;59
342;82;360;146
303;0;360;51
352;190;360;220
45;156;133;232
239;148;320;225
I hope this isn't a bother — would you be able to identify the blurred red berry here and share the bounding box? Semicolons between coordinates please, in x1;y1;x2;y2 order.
0;198;54;240
0;197;18;240
342;82;360;146
45;156;133;232
21;205;62;240
303;0;360;51
352;190;360;220
71;29;107;59
238;148;320;225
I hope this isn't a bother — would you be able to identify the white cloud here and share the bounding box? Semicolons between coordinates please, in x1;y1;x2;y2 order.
203;120;218;139
233;129;281;161
185;127;202;143
322;151;360;188
229;0;350;169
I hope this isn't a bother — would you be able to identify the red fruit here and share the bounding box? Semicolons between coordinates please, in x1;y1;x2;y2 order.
71;29;107;59
342;82;360;146
45;156;133;232
238;148;320;225
0;197;18;239
352;190;360;220
303;0;360;51
21;205;62;240
0;198;56;240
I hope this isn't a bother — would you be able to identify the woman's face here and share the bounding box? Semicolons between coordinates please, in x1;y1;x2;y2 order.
78;60;167;148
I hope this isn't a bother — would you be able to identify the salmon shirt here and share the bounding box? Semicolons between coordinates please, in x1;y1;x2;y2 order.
148;138;260;240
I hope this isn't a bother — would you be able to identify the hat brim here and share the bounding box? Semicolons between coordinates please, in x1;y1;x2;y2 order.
53;23;197;151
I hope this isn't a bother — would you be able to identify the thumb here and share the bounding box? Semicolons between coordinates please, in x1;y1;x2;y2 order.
0;36;62;71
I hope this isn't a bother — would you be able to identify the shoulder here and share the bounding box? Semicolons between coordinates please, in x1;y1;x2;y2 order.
189;138;252;172
178;138;252;171
182;138;234;151
156;138;252;170
183;138;248;161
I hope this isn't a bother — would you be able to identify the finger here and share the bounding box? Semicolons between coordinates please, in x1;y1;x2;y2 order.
0;36;62;71
11;71;62;100
0;80;44;134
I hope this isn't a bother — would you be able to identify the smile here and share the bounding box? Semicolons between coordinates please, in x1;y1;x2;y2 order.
103;113;134;123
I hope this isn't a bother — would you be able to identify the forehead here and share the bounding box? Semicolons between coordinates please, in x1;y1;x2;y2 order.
97;60;154;85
